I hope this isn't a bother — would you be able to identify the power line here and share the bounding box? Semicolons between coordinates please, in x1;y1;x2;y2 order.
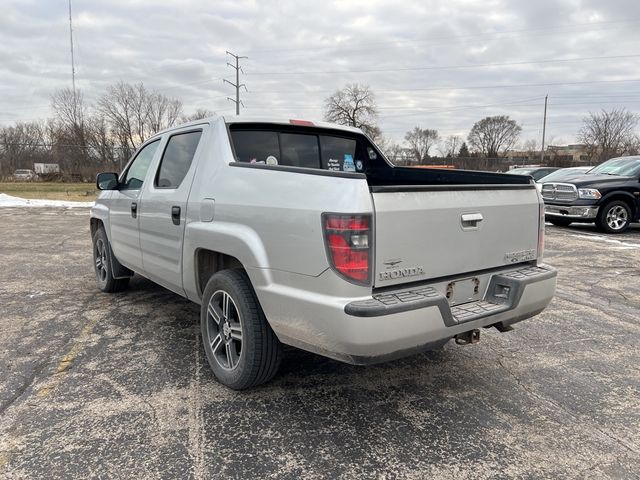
246;18;640;54
245;78;640;95
246;53;640;76
224;51;248;115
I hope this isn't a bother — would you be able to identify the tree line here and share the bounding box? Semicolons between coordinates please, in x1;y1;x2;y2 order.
2;81;639;179
323;83;640;165
0;82;212;179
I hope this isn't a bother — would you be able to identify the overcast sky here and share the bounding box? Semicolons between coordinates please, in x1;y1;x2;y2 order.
2;0;640;146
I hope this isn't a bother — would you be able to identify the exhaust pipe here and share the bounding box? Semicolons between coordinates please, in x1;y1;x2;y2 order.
455;329;480;345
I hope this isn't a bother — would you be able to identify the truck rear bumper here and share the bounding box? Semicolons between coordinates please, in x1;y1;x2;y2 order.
252;264;557;365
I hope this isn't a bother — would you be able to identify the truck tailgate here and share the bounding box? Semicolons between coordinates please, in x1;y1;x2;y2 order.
372;186;540;288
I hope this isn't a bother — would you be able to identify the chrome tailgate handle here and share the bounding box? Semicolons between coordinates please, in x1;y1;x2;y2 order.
461;213;483;229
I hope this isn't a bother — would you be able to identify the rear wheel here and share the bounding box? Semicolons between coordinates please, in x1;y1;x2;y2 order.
200;269;282;390
549;218;572;227
596;200;631;234
92;228;130;292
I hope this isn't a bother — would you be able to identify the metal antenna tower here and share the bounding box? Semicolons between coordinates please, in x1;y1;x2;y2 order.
68;0;76;97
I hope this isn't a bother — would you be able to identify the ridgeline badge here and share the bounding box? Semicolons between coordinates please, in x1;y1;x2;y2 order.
504;249;536;263
379;266;424;281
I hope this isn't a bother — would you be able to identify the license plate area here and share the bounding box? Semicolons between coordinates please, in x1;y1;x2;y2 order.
446;277;480;306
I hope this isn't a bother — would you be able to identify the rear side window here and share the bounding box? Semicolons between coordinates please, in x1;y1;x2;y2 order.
230;128;367;173
280;133;319;168
155;130;202;188
231;131;279;164
320;136;357;171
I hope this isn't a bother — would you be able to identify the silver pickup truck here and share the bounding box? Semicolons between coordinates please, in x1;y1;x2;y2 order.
91;117;556;389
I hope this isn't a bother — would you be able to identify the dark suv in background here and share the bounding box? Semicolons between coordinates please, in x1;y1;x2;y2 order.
541;156;640;233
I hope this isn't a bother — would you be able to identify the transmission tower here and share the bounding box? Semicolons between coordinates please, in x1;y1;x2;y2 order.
224;51;248;115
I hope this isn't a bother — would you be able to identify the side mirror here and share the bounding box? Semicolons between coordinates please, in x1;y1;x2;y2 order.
96;172;119;190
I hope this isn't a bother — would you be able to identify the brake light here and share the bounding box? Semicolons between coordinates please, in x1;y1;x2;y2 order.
323;213;372;285
290;119;315;126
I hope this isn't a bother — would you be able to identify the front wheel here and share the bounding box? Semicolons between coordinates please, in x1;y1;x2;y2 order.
596;201;631;234
92;228;130;292
200;269;282;390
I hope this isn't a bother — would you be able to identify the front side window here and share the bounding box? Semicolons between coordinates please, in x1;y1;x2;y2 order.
122;140;160;190
155;130;203;188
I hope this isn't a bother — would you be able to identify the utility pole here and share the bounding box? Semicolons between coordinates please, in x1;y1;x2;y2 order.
68;0;76;97
224;51;247;115
540;94;548;163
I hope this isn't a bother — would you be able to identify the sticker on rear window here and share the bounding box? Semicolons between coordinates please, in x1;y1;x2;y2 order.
327;158;340;171
343;154;355;172
266;155;278;166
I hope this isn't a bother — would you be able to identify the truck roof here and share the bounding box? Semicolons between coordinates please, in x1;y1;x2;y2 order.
154;115;364;137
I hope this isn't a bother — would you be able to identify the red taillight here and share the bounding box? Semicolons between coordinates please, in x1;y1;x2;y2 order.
323;213;372;285
290;119;315;126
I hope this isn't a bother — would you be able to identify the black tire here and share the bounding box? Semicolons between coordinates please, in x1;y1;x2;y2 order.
595;200;632;234
549;218;573;227
200;269;282;390
92;228;130;293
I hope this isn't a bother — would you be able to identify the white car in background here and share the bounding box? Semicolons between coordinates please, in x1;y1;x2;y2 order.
12;169;37;181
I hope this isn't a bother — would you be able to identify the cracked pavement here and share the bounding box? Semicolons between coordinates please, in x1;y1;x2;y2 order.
0;207;639;479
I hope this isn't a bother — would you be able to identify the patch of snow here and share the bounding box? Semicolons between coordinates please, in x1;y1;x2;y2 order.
0;193;94;208
569;233;640;250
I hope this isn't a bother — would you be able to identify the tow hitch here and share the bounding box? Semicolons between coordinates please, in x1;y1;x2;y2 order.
455;329;480;345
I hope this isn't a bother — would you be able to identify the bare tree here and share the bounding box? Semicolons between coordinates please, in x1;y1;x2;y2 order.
468;115;522;157
97;81;183;151
147;92;183;133
442;135;461;157
379;141;405;165
182;108;216;122
324;84;379;137
0;121;47;176
577;109;639;162
51;88;85;132
404;126;439;164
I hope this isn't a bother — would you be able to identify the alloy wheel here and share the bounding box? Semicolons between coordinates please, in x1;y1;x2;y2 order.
206;290;243;370
606;205;628;231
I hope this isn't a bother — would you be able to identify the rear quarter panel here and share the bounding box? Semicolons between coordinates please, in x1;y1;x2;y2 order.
182;118;373;302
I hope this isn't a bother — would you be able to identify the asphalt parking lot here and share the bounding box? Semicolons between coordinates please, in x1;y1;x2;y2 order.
0;208;639;479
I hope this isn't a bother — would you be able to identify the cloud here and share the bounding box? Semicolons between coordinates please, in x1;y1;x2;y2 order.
1;0;639;146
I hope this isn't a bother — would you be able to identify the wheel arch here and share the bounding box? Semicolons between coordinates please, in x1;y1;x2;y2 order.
195;249;246;298
183;222;271;303
600;191;637;217
90;216;133;279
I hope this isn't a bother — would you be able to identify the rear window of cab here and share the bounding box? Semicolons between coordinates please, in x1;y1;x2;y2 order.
230;127;378;173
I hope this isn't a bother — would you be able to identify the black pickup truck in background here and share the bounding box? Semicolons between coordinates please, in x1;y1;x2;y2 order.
541;156;640;233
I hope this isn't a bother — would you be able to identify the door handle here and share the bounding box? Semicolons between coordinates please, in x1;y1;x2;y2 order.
131;202;137;218
171;206;181;225
461;212;483;229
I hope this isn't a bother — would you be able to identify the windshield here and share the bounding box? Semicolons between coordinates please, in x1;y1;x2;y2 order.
589;157;640;176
